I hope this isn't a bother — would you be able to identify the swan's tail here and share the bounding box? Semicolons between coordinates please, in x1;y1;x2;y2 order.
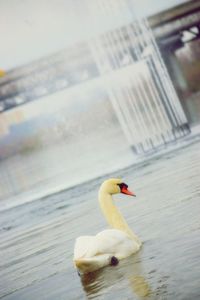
74;255;111;274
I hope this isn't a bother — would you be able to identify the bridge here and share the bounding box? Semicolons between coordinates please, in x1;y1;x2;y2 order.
0;0;199;113
149;0;200;50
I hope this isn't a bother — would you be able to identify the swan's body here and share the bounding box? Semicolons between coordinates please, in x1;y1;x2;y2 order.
73;178;142;273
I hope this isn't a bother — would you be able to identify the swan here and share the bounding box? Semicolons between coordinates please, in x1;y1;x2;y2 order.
73;178;142;274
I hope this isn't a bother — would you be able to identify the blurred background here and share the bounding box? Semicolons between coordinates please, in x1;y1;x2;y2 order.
0;0;200;208
0;1;200;299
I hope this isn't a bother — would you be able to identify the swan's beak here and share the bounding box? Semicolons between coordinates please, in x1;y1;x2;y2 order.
121;187;136;197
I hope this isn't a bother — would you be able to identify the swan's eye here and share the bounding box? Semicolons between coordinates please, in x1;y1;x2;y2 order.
117;182;128;191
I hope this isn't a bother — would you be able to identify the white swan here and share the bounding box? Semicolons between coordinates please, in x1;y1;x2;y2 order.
73;178;142;274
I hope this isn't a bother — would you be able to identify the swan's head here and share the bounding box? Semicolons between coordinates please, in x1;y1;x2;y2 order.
99;178;136;196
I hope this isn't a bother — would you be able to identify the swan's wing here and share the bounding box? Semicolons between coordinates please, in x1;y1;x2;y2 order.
74;229;140;262
74;230;126;259
96;229;139;258
73;235;97;260
73;235;112;273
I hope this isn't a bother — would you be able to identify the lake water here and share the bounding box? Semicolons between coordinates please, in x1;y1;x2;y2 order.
0;138;200;300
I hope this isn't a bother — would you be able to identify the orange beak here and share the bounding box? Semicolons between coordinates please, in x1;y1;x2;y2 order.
121;186;136;197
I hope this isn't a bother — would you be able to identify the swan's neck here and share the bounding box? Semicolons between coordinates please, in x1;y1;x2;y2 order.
98;190;140;242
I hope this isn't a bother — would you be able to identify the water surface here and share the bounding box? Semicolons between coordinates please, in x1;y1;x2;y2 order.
0;140;200;299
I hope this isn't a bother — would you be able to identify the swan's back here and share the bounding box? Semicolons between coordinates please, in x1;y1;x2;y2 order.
73;229;140;273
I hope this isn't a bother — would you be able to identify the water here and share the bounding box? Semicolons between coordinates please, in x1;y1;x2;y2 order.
0;139;200;300
0;124;136;209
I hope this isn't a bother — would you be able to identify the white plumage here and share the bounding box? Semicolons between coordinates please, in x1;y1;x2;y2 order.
73;178;141;273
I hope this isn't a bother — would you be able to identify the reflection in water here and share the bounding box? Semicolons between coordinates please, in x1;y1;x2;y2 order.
81;269;104;297
129;253;152;298
129;275;151;298
80;252;154;299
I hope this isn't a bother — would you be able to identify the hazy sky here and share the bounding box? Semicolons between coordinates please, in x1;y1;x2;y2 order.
0;0;188;70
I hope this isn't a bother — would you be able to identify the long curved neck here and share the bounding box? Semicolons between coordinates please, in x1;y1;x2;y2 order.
98;190;140;242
